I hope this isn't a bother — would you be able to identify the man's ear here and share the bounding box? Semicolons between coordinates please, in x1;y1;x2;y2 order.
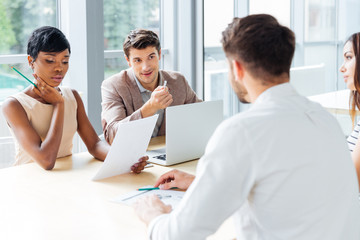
124;54;131;67
158;48;161;61
232;59;244;83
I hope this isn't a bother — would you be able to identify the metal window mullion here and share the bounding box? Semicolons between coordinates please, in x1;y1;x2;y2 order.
0;55;28;65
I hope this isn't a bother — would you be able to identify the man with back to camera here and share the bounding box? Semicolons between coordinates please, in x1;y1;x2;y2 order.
133;14;360;239
101;29;201;144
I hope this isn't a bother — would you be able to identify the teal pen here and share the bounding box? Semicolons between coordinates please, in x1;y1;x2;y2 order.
11;66;38;88
137;187;178;191
137;187;159;191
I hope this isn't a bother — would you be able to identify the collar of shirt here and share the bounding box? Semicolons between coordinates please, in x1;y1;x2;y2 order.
132;69;163;93
253;82;295;106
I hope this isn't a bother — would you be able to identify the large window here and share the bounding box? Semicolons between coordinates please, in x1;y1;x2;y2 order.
103;0;160;79
305;0;336;42
202;0;359;133
0;0;57;55
0;0;57;102
247;0;338;97
249;0;290;27
0;0;57;139
297;0;337;95
204;0;236;118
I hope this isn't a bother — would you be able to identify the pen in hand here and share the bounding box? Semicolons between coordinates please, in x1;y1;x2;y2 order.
163;80;167;89
11;66;38;88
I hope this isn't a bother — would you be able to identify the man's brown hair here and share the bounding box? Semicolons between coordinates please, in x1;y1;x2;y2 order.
123;29;160;58
221;14;295;83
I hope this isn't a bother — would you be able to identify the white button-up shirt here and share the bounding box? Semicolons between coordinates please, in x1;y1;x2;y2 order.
148;83;360;240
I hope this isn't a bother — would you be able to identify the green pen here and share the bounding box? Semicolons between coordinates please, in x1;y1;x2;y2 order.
11;66;38;88
137;187;178;191
137;187;159;191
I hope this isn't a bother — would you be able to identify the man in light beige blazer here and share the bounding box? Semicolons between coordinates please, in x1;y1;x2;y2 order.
101;29;201;144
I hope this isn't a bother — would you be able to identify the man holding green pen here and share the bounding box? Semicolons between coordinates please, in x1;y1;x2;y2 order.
133;14;360;240
101;29;201;145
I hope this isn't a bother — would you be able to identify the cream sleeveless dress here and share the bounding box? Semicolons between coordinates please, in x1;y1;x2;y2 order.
10;86;78;165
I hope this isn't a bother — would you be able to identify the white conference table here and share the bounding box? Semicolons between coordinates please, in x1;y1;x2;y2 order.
0;136;235;240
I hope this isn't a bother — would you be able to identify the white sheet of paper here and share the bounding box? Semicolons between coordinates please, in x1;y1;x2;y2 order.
93;115;158;180
113;186;185;209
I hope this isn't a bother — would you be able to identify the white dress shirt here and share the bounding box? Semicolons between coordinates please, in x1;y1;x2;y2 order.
148;83;360;240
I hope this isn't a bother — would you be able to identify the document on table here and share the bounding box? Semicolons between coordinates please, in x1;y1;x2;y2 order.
93;115;158;180
113;186;185;209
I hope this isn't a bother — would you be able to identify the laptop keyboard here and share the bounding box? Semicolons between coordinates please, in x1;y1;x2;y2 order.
154;154;166;161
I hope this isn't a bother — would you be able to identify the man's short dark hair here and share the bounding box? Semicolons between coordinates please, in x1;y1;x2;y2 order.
221;14;295;83
27;26;71;61
123;29;161;58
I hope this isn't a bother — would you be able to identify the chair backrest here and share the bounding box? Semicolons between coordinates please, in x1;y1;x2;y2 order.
0;137;15;168
290;63;326;96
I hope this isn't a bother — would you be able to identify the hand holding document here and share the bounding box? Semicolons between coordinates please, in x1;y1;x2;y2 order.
93;115;158;180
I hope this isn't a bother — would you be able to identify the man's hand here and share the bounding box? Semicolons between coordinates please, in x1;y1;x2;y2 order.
133;195;172;225
131;156;149;174
140;86;173;118
154;169;195;190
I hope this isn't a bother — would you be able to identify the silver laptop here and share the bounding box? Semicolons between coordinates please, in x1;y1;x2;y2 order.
147;100;223;166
